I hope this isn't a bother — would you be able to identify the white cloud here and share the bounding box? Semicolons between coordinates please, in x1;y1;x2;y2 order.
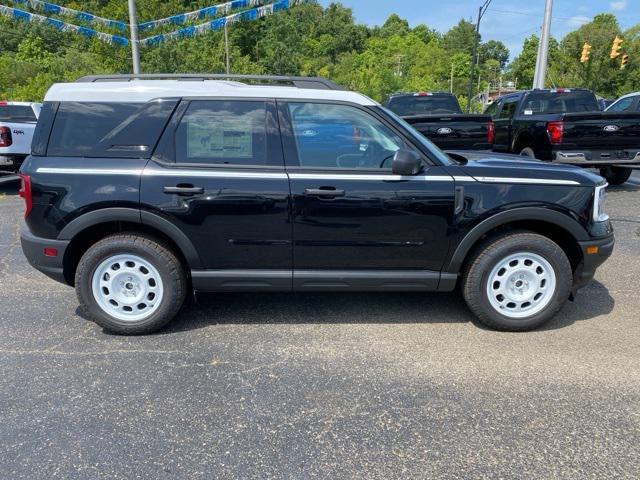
567;16;591;28
610;0;627;10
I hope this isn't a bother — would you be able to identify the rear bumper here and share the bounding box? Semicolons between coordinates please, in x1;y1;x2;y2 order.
20;225;70;285
0;155;24;171
573;234;615;290
553;149;640;166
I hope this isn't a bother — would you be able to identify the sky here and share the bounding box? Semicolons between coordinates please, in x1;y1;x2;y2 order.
317;0;640;59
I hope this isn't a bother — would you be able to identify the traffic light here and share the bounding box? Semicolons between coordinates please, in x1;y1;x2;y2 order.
580;42;592;63
621;54;629;69
610;36;623;59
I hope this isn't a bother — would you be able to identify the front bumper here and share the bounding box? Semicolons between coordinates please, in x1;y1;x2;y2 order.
573;234;615;291
20;225;70;285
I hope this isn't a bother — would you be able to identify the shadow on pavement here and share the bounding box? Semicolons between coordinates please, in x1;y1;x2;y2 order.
157;280;615;334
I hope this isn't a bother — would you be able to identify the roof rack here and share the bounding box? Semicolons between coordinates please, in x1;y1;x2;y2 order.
75;74;344;90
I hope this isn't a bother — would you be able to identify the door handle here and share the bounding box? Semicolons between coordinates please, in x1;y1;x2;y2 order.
304;187;346;198
163;185;204;195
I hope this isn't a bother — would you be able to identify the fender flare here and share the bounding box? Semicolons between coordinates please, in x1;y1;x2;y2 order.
445;207;589;273
59;207;202;269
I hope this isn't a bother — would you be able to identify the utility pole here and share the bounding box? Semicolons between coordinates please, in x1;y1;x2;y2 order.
533;0;553;89
450;63;454;93
224;22;231;74
127;0;141;74
466;0;492;113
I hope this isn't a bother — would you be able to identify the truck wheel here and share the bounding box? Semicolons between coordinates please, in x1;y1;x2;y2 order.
600;166;632;186
462;232;572;331
75;234;187;335
519;147;536;158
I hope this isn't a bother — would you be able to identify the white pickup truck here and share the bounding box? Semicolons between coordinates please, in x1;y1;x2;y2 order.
0;101;41;172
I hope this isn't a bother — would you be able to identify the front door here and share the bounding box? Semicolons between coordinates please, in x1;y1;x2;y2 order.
278;101;455;291
141;98;292;290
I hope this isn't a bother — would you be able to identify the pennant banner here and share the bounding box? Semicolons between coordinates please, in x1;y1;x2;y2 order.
0;4;129;45
140;0;305;47
11;0;127;31
138;0;266;32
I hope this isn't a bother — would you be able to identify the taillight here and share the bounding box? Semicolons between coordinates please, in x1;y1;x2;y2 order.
18;173;32;218
547;121;564;145
0;126;12;147
487;120;495;144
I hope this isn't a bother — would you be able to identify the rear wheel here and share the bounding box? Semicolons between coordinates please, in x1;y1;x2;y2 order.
599;166;632;186
75;234;187;335
462;232;572;331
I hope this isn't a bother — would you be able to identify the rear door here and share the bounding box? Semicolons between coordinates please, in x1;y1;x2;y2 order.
493;96;519;151
279;100;455;291
141;98;292;290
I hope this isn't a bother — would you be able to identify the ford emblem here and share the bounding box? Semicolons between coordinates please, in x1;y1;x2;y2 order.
603;125;620;132
437;127;453;135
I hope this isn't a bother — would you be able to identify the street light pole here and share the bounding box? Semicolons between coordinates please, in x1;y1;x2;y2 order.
466;0;492;113
127;0;141;74
533;0;553;89
224;22;231;74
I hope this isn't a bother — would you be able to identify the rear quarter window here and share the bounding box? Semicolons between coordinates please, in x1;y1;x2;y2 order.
47;101;177;158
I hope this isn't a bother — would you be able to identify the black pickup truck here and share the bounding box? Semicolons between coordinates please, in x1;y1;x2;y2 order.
384;92;494;151
487;88;640;185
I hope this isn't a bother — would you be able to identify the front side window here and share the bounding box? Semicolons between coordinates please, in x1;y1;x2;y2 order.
175;100;267;166
484;100;499;118
287;102;409;170
499;100;518;119
607;96;635;112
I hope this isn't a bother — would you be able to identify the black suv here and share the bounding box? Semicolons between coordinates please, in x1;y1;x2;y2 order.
19;75;614;334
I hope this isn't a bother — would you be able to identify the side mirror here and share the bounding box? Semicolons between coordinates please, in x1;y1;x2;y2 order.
392;149;422;176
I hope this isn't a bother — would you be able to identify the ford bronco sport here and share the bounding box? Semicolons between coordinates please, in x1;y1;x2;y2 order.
19;74;614;334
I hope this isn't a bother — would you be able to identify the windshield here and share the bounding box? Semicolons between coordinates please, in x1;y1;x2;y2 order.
386;95;462;116
521;91;600;114
377;106;454;165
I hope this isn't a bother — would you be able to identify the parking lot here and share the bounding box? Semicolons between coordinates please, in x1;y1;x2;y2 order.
0;172;639;478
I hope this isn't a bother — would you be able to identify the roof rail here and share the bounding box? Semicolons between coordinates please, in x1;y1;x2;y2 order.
75;74;344;90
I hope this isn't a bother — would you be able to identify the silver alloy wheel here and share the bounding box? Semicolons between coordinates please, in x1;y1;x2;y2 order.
91;254;164;322
486;252;557;319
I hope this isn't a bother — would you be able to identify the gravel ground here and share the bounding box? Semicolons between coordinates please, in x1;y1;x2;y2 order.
0;173;638;479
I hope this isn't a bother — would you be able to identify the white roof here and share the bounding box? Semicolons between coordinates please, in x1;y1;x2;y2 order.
44;80;378;106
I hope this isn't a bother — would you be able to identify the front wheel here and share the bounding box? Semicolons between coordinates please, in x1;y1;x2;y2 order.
600;166;632;186
75;234;187;335
462;232;572;331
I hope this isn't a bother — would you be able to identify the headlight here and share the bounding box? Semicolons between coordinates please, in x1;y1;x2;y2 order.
593;183;609;222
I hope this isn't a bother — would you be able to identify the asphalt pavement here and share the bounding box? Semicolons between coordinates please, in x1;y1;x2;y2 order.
0;173;639;479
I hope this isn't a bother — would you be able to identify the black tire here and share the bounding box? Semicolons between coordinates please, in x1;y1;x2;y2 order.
600;166;632;186
75;234;187;335
519;147;537;158
462;232;572;332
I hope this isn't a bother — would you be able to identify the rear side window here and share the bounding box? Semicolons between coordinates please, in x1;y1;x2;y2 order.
47;101;177;158
0;105;37;122
174;100;268;166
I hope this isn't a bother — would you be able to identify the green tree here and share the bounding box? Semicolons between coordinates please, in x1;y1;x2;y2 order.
442;19;479;56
